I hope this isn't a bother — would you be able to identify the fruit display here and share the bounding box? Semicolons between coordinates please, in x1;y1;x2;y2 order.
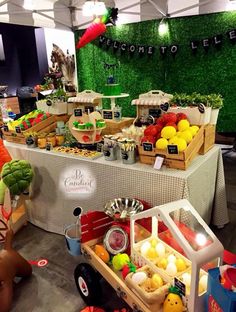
6;109;51;131
180;271;208;295
140;112;200;152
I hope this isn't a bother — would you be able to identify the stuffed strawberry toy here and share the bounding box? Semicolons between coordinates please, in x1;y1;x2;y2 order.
122;262;136;279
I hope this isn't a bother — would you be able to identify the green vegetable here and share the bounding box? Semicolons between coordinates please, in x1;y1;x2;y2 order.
1;160;34;196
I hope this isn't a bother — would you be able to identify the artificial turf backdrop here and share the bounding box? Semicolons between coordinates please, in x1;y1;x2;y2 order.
75;11;236;133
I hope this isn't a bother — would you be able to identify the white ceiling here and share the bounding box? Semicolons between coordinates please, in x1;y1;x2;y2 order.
0;0;235;30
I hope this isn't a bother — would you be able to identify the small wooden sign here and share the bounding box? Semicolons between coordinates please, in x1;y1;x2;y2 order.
74;108;83;117
15;126;21;133
143;142;153;152
85;106;94;114
167;144;178;154
174;277;186;297
103;110;113;120
149;108;161;118
3;124;9;132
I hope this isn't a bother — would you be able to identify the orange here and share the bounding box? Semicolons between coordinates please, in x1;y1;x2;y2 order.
95;244;110;263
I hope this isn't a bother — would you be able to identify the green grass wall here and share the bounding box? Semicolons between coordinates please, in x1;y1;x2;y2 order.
75;11;236;132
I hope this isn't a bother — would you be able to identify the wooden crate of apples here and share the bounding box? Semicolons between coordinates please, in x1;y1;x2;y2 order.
138;112;204;170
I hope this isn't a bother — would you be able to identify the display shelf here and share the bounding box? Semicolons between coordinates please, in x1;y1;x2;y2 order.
101;93;129;110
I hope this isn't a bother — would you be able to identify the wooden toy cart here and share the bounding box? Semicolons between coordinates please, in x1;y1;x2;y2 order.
74;199;226;312
75;211;159;312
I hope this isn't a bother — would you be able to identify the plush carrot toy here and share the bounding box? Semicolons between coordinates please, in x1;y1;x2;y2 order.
0;139;12;173
76;8;118;49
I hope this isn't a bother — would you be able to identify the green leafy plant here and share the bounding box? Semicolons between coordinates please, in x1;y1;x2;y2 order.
207;93;224;109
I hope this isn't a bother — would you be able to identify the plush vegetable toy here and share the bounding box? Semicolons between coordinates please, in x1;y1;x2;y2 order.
0;139;12;173
0;160;34;205
76;8;118;49
0;229;32;312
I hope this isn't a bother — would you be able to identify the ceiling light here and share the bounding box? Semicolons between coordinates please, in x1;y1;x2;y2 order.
23;0;34;11
158;19;169;36
82;1;107;17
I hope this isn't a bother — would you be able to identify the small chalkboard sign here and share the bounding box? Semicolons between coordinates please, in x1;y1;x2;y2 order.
174;277;186;297
74;108;83;117
3;124;9;132
85;106;94;114
160;102;169;112
97;142;103;152
15;126;21;134
114;111;121;119
103;110;113;120
149;108;161;118
143;142;153;152
46;143;52;151
198;103;205;114
167;144;178;154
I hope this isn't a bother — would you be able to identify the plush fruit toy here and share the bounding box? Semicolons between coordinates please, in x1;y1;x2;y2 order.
0;139;12;173
161;126;176;139
94;245;110;263
122;262;136;279
162;112;177;124
163;286;184;312
112;253;130;271
156;138;168;150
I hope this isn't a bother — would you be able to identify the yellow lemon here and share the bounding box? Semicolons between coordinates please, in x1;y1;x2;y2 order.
168;136;179;145
175;138;187;152
151;273;164;289
156;138;168;150
175;258;187;272
178;130;193;144
146;247;158;259
161;126;176;139
177;119;190;132
190;125;199;136
157;258;168;269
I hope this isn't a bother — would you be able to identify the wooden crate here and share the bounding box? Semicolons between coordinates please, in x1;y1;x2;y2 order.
102;117;134;135
2;115;69;144
199;124;215;155
138;125;204;170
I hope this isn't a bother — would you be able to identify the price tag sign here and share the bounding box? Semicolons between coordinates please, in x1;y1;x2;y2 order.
114;111;121;119
143;142;153;152
15;126;21;134
3;124;9;132
74;108;83;117
46;143;52;151
167;144;178;154
149;108;161;118
153;156;164;170
103;110;113;119
85;106;94;114
174;277;186;297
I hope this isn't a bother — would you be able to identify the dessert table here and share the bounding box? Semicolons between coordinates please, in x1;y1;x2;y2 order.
5;142;229;235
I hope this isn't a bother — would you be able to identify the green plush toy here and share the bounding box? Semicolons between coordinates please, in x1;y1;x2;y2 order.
0;160;34;204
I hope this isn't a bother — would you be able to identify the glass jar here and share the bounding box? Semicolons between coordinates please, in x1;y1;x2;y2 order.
47;134;56;147
37;136;47;149
56;134;65;146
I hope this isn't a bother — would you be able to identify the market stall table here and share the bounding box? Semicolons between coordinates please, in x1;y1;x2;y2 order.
5;142;228;234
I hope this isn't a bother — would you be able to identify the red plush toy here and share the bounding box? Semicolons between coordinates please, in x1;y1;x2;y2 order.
0;139;12;173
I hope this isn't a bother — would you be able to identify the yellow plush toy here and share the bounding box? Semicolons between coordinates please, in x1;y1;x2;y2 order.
163;286;184;312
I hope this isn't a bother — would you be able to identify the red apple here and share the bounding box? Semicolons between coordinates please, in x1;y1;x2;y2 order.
176;112;188;122
162;112;177;124
166;122;177;130
156;116;166;126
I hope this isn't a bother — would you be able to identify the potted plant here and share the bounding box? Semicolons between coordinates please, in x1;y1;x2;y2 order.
208;93;223;125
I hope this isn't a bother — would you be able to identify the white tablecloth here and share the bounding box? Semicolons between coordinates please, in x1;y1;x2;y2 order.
5;142;229;234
